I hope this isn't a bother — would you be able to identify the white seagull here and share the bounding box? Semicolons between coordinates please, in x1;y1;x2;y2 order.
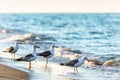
60;56;89;74
37;45;55;68
15;45;40;70
3;40;21;59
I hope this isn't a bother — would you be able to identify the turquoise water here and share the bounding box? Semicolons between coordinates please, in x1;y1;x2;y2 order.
0;14;120;55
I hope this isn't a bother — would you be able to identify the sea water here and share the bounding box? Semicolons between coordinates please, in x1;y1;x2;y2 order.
0;14;120;55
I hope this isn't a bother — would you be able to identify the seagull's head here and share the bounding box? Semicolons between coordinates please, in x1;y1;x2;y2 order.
82;56;89;61
33;45;40;48
50;45;56;48
15;40;22;44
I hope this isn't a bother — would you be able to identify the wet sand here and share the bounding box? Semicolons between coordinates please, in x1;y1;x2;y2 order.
0;64;29;80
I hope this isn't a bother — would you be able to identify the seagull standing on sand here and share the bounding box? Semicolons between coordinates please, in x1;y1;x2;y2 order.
60;56;89;74
15;45;40;70
3;40;21;59
37;45;55;68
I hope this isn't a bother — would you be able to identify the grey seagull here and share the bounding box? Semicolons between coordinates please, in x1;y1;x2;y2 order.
37;45;55;68
3;40;21;59
60;56;89;74
15;45;40;70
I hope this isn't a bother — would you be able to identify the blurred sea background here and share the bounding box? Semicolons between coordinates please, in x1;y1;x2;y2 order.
0;14;120;55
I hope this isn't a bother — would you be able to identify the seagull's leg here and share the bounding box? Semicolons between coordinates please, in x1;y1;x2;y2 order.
45;58;48;68
74;67;78;74
29;62;31;70
11;53;13;59
13;53;15;59
11;54;13;59
76;68;78;73
74;67;76;73
28;62;30;70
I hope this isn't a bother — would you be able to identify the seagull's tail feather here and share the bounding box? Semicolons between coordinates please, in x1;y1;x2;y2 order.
14;57;23;61
2;50;8;53
60;63;65;66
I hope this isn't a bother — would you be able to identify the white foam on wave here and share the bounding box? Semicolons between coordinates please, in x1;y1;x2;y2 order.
0;33;36;43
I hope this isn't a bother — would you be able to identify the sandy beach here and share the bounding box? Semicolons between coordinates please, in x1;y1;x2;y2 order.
0;64;29;80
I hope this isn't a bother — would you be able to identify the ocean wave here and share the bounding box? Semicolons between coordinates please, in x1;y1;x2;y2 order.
1;33;120;67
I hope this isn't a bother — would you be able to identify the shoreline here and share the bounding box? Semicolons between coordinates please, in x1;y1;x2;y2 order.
0;64;29;80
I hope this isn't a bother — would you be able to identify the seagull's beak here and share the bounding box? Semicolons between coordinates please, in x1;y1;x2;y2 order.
86;58;89;62
87;59;91;62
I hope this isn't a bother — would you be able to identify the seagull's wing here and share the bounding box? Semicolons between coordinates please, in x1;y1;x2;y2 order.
60;59;79;66
23;54;34;60
15;54;34;61
3;46;14;52
37;50;51;57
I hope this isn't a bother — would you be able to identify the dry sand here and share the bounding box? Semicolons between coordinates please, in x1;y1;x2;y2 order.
0;64;29;80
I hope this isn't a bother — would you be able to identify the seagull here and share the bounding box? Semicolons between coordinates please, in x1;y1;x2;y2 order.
60;56;89;74
15;45;40;70
37;45;55;68
3;40;21;59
